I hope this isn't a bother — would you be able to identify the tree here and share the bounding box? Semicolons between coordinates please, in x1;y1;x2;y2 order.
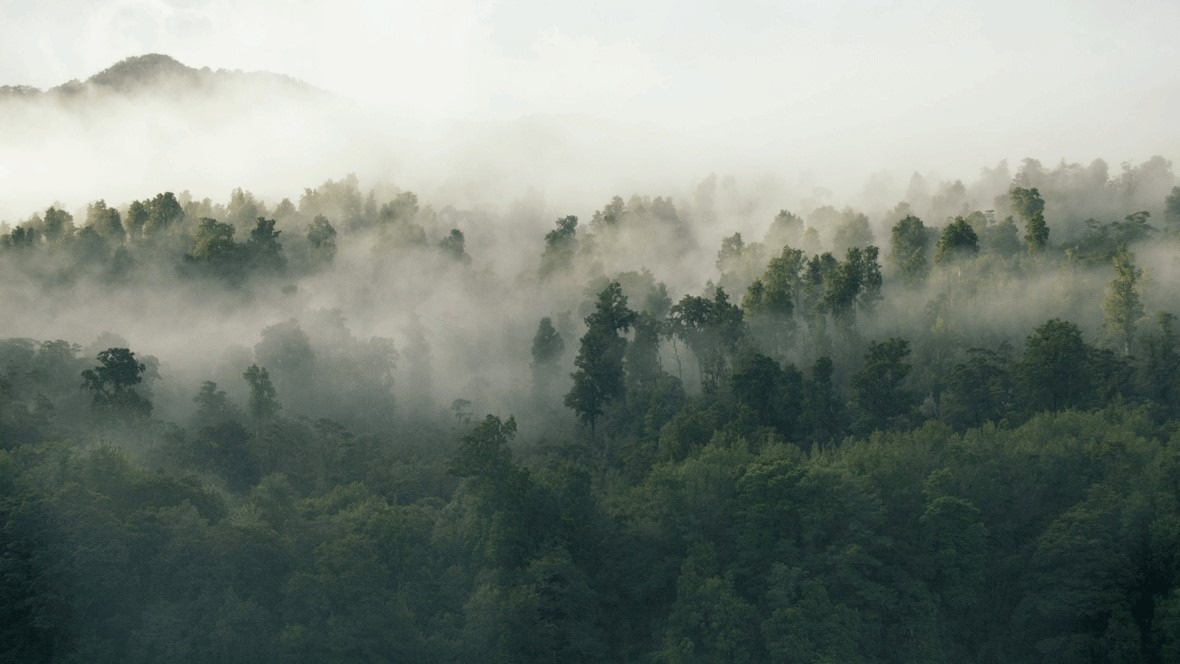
669;288;744;390
820;246;880;330
890;215;930;285
657;544;760;664
187;218;240;271
81;348;151;417
86;200;124;242
935;217;979;264
1103;246;1144;356
450;414;517;482
531;317;565;397
1016;319;1093;414
192;380;240;425
540;215;579;277
306;215;337;265
801;356;846;445
565;282;635;439
439;228;470;263
1010;186;1049;252
1137;312;1180;417
243;364;280;420
742;246;804;358
731;352;802;438
1166;186;1180;234
941;346;1013;430
125;200;149;238
42;207;74;244
851;338;915;431
245;217;285;271
765;209;803;249
143;192;183;237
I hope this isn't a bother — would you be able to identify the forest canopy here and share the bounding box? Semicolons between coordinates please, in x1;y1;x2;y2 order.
3;156;1180;662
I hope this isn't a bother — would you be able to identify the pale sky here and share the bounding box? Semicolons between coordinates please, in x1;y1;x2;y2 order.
2;0;1179;212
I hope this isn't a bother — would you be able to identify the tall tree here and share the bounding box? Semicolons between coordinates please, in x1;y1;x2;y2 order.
306;214;337;266
540;215;579;277
669;288;745;390
243;364;280;421
565;282;636;439
1010;186;1049;252
1164;185;1180;239
246;217;285;272
851;337;915;432
1103;246;1144;356
530;317;565;398
890;214;931;285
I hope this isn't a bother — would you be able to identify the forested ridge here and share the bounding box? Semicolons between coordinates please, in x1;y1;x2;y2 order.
4;157;1180;662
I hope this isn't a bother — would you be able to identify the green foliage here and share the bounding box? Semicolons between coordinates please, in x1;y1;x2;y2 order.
245;217;285;272
1166;186;1180;233
851;338;915;432
669;288;745;389
243;364;280;420
531;317;564;369
935;216;979;264
1011;186;1049;252
305;214;336;265
941;346;1013;430
540;215;579;277
9;167;1180;663
890;214;931;285
1016;319;1094;414
187;218;238;265
80;347;151;418
86;200;125;242
566;283;636;437
1104;246;1144;355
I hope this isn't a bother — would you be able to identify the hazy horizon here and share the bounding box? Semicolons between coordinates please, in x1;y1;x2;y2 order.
3;0;1179;223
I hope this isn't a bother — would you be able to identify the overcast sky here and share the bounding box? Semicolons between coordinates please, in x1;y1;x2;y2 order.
2;0;1179;207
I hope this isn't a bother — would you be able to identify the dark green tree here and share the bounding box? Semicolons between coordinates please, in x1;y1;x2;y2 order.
851;337;915;431
890;214;931;285
1137;311;1180;418
935;217;979;264
540;215;579;277
186;218;240;272
565;282;636;439
1016;319;1094;414
246;217;285;271
940;346;1013;430
42;207;74;244
81;348;151;417
1011;186;1049;252
144;192;183;237
125;200;149;238
669;288;745;390
243;364;280;420
801;356;846;445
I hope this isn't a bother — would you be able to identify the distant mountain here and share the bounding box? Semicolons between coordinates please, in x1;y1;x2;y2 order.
0;53;327;102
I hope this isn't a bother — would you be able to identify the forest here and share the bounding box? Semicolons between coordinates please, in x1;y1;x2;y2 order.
3;155;1180;663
